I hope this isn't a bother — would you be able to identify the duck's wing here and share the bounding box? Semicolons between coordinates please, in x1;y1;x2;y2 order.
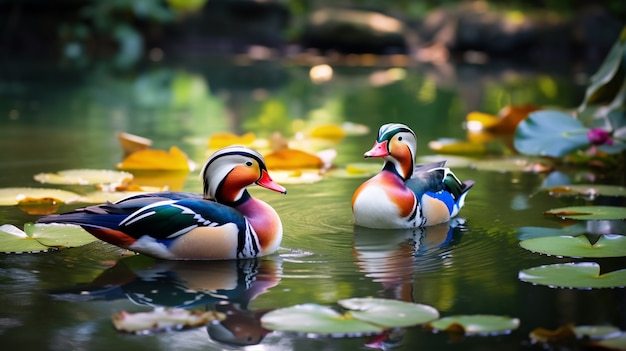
118;198;247;241
406;162;474;200
37;197;247;243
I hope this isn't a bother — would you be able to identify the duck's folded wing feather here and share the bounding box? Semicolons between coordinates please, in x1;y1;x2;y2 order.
119;199;247;240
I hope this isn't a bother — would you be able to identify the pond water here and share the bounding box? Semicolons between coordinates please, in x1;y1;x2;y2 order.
0;57;624;350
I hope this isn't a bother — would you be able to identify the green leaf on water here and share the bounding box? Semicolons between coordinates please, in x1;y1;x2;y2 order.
545;184;626;199
514;110;590;157
338;298;439;329
0;223;96;254
261;303;384;336
574;325;622;340
426;315;520;335
33;169;134;185
467;157;553;173
0;224;52;253
519;235;626;258
593;332;626;350
519;262;626;289
545;206;626;220
25;223;97;248
517;224;587;240
260;298;440;337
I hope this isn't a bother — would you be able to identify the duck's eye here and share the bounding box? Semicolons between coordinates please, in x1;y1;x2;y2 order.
398;136;403;141
245;161;253;167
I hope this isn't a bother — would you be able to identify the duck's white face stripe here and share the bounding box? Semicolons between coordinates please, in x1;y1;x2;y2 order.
201;146;266;200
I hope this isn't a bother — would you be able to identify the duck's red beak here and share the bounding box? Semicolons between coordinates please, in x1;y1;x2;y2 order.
364;140;389;158
257;170;287;194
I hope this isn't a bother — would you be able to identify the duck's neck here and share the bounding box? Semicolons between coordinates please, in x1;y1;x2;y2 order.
383;159;413;181
233;190;282;254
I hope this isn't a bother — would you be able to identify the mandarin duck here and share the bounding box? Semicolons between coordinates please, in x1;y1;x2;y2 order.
38;146;286;260
352;123;474;229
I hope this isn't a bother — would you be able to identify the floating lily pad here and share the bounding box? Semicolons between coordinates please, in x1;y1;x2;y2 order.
468;157;553;173
426;315;520;335
0;224;51;253
517;224;587;240
25;223;97;248
261;303;384;336
519;235;626;258
338;298;440;329
261;298;439;337
327;163;381;178
514;110;590;157
519;262;626;289
0;223;96;254
0;187;84;206
112;308;225;334
545;206;626;220
574;325;622;340
593;332;626;350
545;185;626;199
34;169;134;185
428;138;487;155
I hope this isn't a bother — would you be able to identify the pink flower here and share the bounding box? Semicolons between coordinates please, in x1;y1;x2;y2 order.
587;128;613;146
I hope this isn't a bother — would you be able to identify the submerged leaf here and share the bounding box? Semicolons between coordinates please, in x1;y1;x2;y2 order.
544;206;626;220
519;235;626;258
0;188;84;206
468;157;553;173
426;315;520;335
593;332;626;350
112;308;225;334
34;169;134;185
428;139;487;155
519;262;626;289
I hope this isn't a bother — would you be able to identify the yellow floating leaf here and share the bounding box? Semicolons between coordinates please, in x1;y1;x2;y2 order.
208;132;256;148
17;197;63;215
309;124;346;142
117;146;192;171
264;149;324;170
117;132;152;155
428;139;486;155
466;111;500;131
0;188;84;206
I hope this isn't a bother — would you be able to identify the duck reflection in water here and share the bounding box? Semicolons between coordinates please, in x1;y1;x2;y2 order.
49;256;281;346
352;219;466;348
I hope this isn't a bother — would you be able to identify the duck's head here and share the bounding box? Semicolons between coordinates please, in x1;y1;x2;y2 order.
364;123;417;179
201;146;286;203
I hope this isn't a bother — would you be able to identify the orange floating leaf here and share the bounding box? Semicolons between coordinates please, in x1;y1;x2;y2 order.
117;132;153;155
117;146;192;171
490;104;540;133
264;149;324;170
17;197;63;215
208;132;256;148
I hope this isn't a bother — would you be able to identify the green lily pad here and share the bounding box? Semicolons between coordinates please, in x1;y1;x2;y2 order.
468;157;553;173
0;224;51;253
261;298;440;337
426;315;520;335
0;223;96;254
34;169;133;185
517;224;587;240
338;298;440;329
519;235;626;258
593;332;626;350
261;303;384;336
545;184;626;199
545;206;626;220
574;325;622;340
519;262;626;289
0;187;84;206
25;223;97;248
